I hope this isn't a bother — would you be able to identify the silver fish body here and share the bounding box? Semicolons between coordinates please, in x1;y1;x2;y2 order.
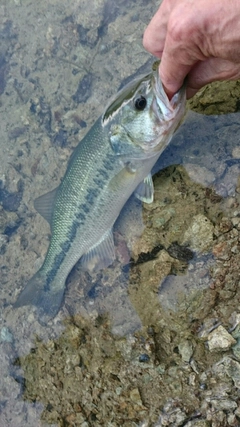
15;64;186;319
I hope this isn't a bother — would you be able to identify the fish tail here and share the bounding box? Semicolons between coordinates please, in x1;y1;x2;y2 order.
14;270;65;322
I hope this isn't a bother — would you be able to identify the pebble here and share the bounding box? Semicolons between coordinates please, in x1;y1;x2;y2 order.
209;399;237;411
222;357;240;389
232;146;240;159
129;388;142;405
235;406;240;417
227;414;238;426
212;241;230;260
178;340;193;362
184;163;216;186
214;218;233;236
198;318;220;338
184;421;210;427
231;217;240;230
207;325;236;352
181;214;214;252
139;353;150;363
0;326;13;343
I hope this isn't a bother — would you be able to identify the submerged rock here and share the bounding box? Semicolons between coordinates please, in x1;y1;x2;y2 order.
181;213;214;252
188;80;240;115
207;325;236;352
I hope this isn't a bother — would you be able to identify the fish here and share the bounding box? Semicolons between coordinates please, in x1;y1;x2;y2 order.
14;62;186;320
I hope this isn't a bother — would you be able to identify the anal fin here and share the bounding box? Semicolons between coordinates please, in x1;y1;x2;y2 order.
80;229;115;272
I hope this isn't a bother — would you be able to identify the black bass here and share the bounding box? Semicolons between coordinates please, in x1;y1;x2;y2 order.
15;63;186;319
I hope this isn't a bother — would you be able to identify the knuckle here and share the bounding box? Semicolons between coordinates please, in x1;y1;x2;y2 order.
142;30;151;51
167;7;194;43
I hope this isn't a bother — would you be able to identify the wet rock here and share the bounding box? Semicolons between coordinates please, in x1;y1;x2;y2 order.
231;327;240;360
207;326;236;352
167;242;194;262
8;126;27;140
0;188;22;212
52;128;68;147
231;217;240;229
30;96;52;133
72;73;93;104
198;318;220;339
178;340;193;362
0;327;13;343
76;23;98;47
184;163;215;186
184;420;209;427
212;241;230;261
188;80;240;114
209;399;237;411
129;388;142;405
0;207;20;234
0;53;8;95
181;214;214;252
227;414;238;426
221;357;240;389
154;402;187;426
235;406;240;418
214;217;233;236
229;312;240;331
138;353;150;363
0;234;8;254
232;146;240;159
216;164;240;197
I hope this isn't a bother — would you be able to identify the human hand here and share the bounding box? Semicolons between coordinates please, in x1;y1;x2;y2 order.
143;0;240;99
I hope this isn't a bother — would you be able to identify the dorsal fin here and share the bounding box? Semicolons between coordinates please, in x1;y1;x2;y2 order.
34;187;58;225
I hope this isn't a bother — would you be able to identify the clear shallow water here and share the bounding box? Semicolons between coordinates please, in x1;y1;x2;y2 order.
1;1;240;426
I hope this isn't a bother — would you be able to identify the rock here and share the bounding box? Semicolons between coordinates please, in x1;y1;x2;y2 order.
178;340;193;362
187;80;240;114
184;420;210;427
214;218;233;236
129;388;142;405
212;241;230;261
210;399;237;411
235;406;240;417
232;146;240;159
222;357;240;389
207;326;236;352
184;163;215;186
0;207;19;233
198;318;220;339
181;214;214;252
0;326;13;343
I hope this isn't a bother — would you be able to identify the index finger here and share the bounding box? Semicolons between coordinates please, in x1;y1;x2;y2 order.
159;49;194;98
143;1;174;57
158;2;206;97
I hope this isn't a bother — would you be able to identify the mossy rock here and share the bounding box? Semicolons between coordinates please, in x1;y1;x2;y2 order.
188;80;240;115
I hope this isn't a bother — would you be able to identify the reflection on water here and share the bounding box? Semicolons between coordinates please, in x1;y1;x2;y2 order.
1;0;240;426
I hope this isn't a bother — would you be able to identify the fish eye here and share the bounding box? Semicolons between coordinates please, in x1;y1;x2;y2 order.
134;96;147;111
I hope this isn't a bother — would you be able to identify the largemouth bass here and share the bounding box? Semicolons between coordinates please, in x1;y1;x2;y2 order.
15;62;186;320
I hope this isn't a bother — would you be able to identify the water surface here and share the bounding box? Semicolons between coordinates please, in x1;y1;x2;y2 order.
1;1;240;426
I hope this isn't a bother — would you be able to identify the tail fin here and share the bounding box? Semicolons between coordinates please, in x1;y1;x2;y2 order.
14;270;65;322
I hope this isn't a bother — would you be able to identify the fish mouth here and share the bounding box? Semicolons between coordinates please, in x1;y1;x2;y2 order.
151;65;186;124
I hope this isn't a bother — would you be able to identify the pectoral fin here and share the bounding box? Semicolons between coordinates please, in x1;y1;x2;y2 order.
80;229;115;272
135;174;154;203
34;187;58;225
